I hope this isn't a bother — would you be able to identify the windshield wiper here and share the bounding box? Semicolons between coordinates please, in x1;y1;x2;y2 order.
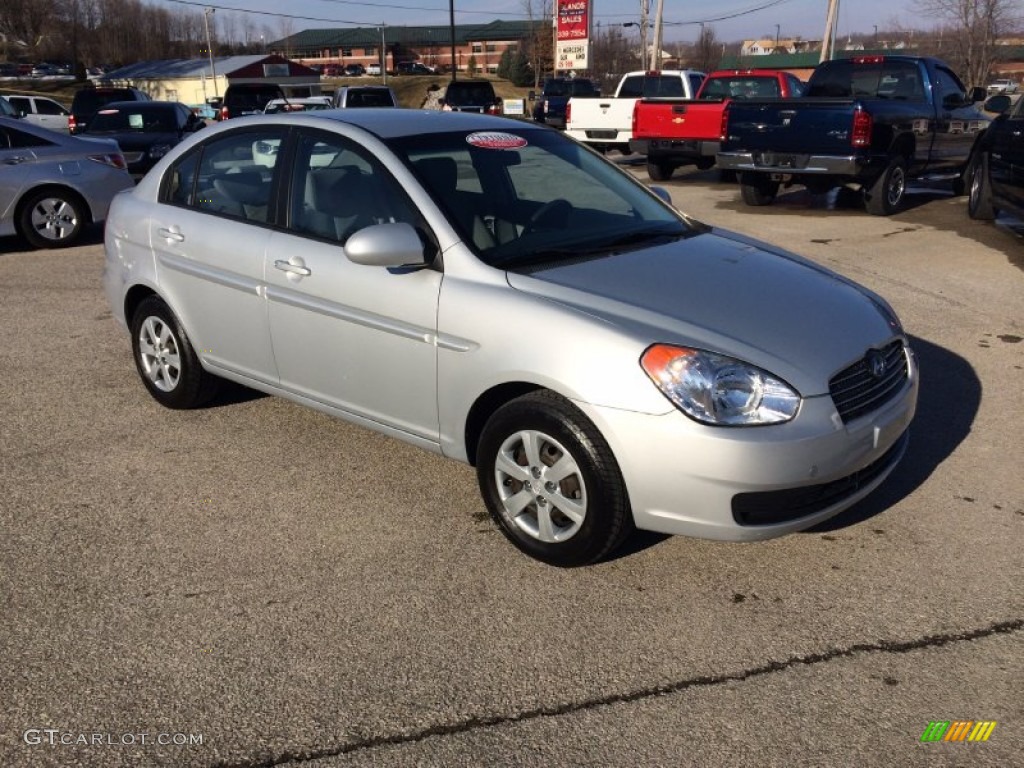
490;229;686;270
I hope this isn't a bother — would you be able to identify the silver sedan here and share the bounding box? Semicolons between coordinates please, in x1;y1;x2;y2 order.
103;110;918;566
0;116;133;249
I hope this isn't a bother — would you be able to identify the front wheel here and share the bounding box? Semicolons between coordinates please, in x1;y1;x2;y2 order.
19;189;85;249
864;156;907;216
739;172;779;206
967;153;996;220
476;391;633;567
130;296;219;409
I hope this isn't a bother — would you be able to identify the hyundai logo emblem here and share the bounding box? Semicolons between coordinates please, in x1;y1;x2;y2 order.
865;349;887;379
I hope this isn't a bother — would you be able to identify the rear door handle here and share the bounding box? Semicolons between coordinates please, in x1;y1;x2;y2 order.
274;259;312;277
158;227;184;242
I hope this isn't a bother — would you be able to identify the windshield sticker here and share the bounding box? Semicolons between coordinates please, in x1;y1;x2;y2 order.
466;132;527;150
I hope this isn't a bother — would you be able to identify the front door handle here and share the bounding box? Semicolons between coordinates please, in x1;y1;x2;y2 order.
158;227;185;242
274;259;312;277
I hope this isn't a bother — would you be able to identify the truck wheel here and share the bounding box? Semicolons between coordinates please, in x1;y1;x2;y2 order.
696;158;715;171
967;153;996;220
647;160;675;181
864;156;907;215
739;173;779;206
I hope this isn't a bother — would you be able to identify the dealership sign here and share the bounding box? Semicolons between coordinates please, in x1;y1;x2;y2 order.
556;0;590;71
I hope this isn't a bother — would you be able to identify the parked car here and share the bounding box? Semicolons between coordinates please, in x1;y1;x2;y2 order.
69;85;150;134
365;64;382;76
0;116;132;248
565;69;706;154
332;86;398;108
718;56;990;215
440;80;501;114
396;62;435;75
968;92;1024;223
531;77;600;129
263;96;333;114
102;110;917;566
5;94;70;133
78;101;205;179
344;64;366;77
986;79;1019;95
631;69;806;180
218;82;285;120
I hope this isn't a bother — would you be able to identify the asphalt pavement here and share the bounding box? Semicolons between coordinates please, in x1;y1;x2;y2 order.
1;169;1021;767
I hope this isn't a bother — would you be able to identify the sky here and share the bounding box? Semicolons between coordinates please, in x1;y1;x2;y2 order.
153;0;919;44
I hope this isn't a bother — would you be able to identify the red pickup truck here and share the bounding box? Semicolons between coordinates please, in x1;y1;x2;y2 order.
631;69;806;181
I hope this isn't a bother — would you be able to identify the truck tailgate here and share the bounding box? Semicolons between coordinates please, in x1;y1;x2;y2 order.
635;99;726;140
724;98;860;154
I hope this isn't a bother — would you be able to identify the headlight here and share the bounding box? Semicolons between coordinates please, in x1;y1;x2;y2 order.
149;143;172;159
641;344;801;426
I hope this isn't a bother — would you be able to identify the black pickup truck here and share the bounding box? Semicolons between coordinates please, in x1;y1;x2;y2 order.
531;77;599;129
717;56;991;215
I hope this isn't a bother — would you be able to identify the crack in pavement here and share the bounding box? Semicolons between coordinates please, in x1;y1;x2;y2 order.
211;617;1022;768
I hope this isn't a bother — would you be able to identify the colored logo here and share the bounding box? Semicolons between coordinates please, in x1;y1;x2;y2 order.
920;721;997;742
466;132;527;150
865;348;887;379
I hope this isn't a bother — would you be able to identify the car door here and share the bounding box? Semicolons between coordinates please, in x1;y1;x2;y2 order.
930;65;987;174
0;125;41;228
148;126;287;386
32;97;70;133
264;127;442;442
988;94;1024;213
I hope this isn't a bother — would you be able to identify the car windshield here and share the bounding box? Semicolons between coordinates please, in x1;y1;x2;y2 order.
346;90;395;107
89;106;177;132
392;128;692;269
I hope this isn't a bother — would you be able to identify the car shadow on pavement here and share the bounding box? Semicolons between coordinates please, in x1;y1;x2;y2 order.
204;380;267;408
808;334;981;532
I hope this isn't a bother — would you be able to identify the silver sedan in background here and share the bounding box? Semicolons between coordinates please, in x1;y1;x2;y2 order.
0;116;133;249
103;110;918;566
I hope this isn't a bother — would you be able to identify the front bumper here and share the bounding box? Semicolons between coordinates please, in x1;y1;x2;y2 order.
575;349;918;541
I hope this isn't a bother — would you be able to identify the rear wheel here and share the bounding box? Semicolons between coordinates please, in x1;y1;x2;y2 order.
19;188;85;249
130;296;219;409
647;160;675;181
967;153;996;220
476;391;633;567
739;172;780;206
864;155;907;215
695;157;715;171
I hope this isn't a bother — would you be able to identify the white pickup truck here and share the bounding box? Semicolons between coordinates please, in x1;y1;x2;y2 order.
565;69;706;154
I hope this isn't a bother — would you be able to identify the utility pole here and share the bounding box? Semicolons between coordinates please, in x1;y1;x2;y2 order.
449;0;456;80
639;0;650;70
820;0;839;63
651;0;665;70
381;24;387;83
203;8;218;99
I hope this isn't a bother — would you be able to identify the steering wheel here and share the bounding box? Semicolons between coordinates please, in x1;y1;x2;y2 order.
523;198;572;236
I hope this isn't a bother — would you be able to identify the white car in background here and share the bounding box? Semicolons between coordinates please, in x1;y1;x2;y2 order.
5;95;71;133
263;96;333;114
986;79;1019;95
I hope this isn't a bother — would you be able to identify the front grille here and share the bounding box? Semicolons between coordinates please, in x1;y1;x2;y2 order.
829;340;908;424
732;431;909;526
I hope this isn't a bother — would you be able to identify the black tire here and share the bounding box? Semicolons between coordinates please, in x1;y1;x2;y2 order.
967;153;996;220
476;391;633;567
130;296;219;409
739;172;779;206
864;155;907;216
695;157;715;171
647;160;674;181
19;188;85;249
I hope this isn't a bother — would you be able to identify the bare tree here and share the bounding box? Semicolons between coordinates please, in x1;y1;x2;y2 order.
914;0;1020;86
691;24;722;73
522;0;553;88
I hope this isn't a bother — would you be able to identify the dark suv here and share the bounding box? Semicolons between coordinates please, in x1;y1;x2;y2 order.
532;77;599;129
441;80;500;114
219;83;286;120
69;86;150;134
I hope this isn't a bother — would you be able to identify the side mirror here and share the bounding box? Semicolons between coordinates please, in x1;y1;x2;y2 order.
528;90;536;101
345;222;428;268
983;93;1011;114
649;186;672;205
969;86;987;103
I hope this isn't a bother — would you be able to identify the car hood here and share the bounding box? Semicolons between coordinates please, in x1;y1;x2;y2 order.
504;228;899;396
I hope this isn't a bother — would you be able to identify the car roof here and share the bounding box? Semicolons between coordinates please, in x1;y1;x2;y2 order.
222;109;533;140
